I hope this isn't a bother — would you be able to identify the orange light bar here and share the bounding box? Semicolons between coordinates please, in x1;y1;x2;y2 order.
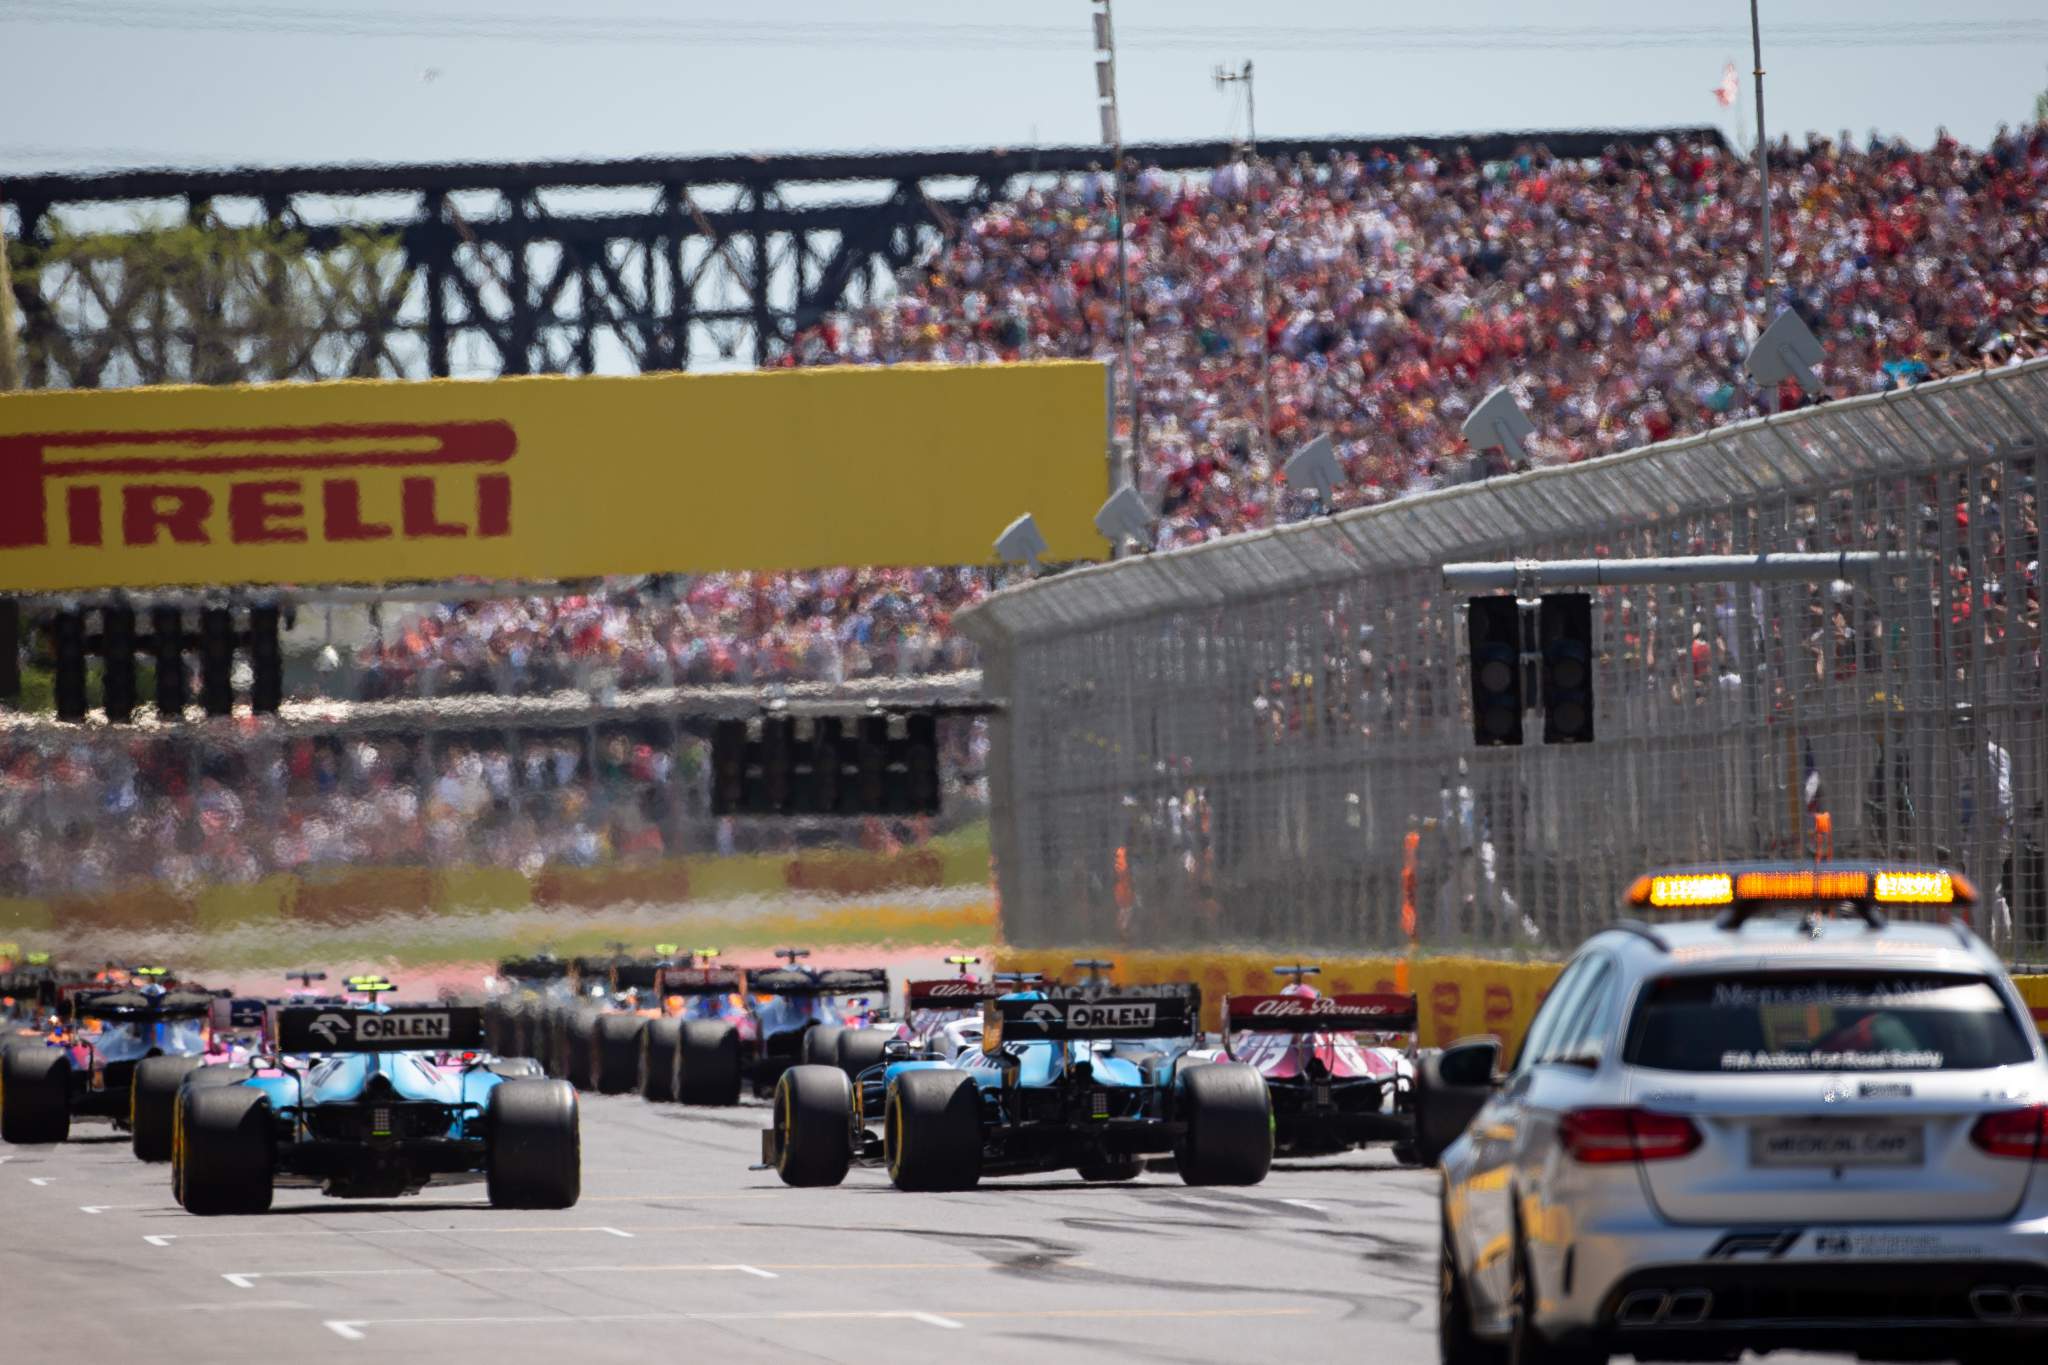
1628;873;1735;908
1734;870;1871;901
1873;870;1957;905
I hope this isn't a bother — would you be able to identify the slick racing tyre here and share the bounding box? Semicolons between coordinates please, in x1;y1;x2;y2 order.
675;1021;742;1106
0;1045;70;1145
593;1015;644;1095
772;1064;852;1188
640;1018;681;1103
130;1055;203;1161
486;1078;581;1210
835;1028;889;1081
562;1014;598;1091
802;1025;844;1068
885;1069;981;1192
179;1086;274;1216
1175;1062;1272;1187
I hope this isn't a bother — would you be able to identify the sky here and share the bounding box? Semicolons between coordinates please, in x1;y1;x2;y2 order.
2;0;2046;174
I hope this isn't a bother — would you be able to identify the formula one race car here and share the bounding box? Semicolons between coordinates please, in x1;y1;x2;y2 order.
762;975;1273;1190
483;955;573;1063
1;984;215;1149
882;959;1012;1065
173;1003;578;1215
672;950;890;1104
639;957;753;1104
1215;966;1419;1162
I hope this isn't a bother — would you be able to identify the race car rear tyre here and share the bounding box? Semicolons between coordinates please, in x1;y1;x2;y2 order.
835;1028;889;1080
179;1086;274;1216
772;1064;852;1187
640;1018;681;1103
593;1015;644;1095
1175;1062;1272;1187
486;1078;581;1209
1077;1153;1143;1182
0;1045;69;1145
131;1055;203;1161
676;1021;742;1106
802;1025;844;1067
563;1014;598;1091
886;1069;981;1192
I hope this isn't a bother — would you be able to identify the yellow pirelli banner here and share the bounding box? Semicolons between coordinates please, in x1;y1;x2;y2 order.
0;360;1110;590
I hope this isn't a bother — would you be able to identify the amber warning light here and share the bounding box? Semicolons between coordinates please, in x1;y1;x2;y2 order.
1626;866;1974;909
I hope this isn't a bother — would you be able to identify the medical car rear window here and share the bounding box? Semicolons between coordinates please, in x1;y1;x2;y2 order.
1623;972;2034;1073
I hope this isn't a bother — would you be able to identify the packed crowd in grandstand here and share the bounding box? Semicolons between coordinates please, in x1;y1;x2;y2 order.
367;123;2046;699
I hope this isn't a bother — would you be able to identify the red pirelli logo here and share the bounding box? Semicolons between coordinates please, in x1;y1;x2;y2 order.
0;421;515;551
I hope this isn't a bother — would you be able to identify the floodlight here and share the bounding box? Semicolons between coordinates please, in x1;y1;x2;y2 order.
1281;434;1343;508
1744;309;1824;409
1093;484;1152;551
994;513;1049;568
1462;387;1537;466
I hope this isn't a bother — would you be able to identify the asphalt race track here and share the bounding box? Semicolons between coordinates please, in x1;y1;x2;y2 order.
0;1095;1860;1365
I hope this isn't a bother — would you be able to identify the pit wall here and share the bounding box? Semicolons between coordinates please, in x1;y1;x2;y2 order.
996;950;2048;1060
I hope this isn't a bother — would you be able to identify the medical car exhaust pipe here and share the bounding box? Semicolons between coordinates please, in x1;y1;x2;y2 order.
1970;1288;2017;1321
1664;1289;1712;1325
2015;1286;2048;1320
1616;1290;1671;1326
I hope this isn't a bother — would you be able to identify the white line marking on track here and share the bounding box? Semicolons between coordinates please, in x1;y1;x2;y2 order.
27;1177;53;1186
229;1260;1042;1288
1281;1199;1326;1212
149;1223;736;1245
78;1202;159;1212
318;1305;1315;1341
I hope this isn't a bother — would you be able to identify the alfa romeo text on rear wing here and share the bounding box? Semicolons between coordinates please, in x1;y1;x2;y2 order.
1223;993;1418;1034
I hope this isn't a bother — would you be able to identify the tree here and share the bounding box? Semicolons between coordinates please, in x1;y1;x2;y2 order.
12;218;408;388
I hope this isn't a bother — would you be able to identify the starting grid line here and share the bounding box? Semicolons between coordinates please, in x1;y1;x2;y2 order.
322;1306;1317;1341
146;1226;643;1247
228;1259;1086;1288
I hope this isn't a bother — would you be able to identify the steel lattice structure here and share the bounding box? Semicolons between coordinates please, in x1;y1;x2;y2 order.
2;128;1719;385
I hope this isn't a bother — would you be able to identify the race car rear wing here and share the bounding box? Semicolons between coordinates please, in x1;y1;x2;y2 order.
496;957;569;983
904;980;1002;1008
73;990;217;1020
610;963;662;992
1223;993;1418;1034
984;990;1201;1044
276;1005;485;1053
656;966;744;995
748;967;890;998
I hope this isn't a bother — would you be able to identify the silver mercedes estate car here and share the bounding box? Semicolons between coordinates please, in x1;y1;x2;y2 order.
1427;862;2048;1365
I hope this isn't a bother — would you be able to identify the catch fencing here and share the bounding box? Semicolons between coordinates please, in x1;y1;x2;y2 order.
959;360;2048;958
